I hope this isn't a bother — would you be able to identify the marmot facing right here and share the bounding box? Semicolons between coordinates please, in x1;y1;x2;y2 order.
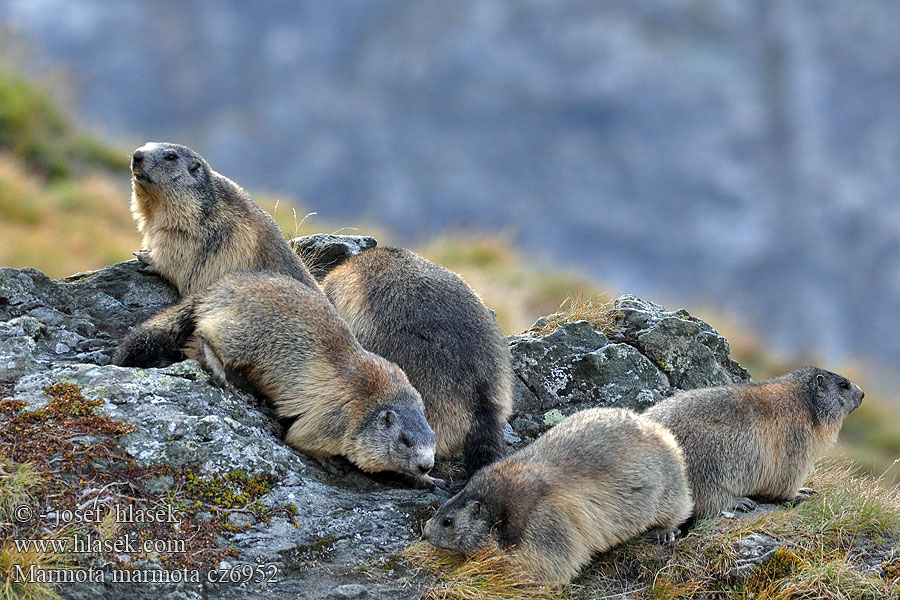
111;272;437;485
643;367;864;518
424;408;693;583
322;247;513;477
129;142;319;296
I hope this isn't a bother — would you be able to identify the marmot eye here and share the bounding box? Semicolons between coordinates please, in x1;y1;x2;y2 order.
400;434;411;448
839;381;850;390
441;517;453;527
163;151;178;161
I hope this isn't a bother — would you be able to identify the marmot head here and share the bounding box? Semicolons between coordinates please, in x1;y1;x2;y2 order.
801;367;864;424
424;475;498;553
130;142;211;201
351;390;436;479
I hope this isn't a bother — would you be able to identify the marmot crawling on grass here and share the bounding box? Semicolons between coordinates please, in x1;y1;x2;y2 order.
111;271;438;487
424;408;693;583
643;367;864;518
322;247;513;478
129;142;319;295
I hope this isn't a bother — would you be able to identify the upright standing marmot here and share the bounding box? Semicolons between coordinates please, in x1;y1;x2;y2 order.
111;272;438;486
322;247;512;477
424;408;693;583
129;142;319;295
643;367;864;518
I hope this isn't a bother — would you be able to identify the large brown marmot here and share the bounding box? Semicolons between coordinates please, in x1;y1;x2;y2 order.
643;367;864;518
129;142;319;295
424;408;693;583
111;271;438;486
322;247;513;477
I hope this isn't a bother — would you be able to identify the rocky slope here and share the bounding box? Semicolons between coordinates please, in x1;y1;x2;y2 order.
0;236;801;599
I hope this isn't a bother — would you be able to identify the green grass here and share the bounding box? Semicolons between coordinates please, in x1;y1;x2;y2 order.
0;65;136;276
0;156;139;277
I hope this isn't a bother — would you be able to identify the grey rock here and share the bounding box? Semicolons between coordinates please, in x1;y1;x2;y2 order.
865;537;900;578
143;475;175;495
608;295;750;389
0;261;176;381
327;584;369;599
507;319;669;446
227;511;256;529
729;533;788;580
8;360;437;600
290;234;378;281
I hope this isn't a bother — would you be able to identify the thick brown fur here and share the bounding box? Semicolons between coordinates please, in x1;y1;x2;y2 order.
129;142;319;296
643;367;864;518
112;271;437;484
322;247;513;477
424;408;693;583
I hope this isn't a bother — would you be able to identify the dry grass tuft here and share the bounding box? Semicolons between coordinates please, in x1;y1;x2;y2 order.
403;542;569;600
0;459;42;529
0;534;73;600
579;460;900;600
0;458;71;600
524;294;619;337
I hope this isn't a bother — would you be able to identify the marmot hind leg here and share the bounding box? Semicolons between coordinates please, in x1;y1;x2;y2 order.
111;300;197;367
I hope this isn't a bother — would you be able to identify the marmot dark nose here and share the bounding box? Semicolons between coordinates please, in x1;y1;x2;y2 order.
417;458;435;475
132;150;144;164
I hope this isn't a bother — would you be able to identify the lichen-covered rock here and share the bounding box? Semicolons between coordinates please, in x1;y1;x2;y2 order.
0;262;177;381
728;533;788;581
505;295;751;446
7;359;440;600
607;295;750;389
507;320;669;446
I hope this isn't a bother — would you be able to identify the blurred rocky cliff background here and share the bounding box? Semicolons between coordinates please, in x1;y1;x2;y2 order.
0;1;898;389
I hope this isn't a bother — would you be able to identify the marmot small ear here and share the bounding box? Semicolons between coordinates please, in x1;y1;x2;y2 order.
383;410;398;428
816;374;826;388
189;161;201;173
470;500;481;517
